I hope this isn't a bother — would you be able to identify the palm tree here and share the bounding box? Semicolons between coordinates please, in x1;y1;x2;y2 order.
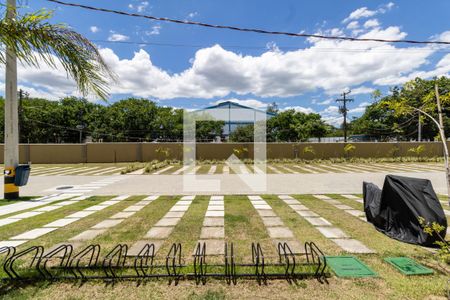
0;5;114;199
0;7;114;99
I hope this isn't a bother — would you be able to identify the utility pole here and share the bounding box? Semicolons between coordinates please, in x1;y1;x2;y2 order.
336;90;354;143
4;0;20;199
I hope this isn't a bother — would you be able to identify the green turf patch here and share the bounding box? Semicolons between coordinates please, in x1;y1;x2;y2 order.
384;257;433;276
325;256;377;278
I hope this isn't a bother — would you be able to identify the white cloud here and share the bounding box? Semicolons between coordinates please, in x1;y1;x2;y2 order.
315;98;333;105
343;3;395;23
375;53;450;85
129;1;149;12
343;7;377;23
212;98;268;109
363;19;380;28
282;106;315;114
322;105;339;114
435;30;450;42
107;32;130;42
346;21;359;30
137;1;149;12
1;18;447;103
379;2;395;13
322;115;343;127
348;107;366;113
319;105;343;126
187;12;198;19
90;26;99;33
146;25;161;36
351;86;375;95
266;41;280;52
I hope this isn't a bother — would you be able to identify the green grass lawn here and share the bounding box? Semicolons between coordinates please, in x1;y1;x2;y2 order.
0;194;448;299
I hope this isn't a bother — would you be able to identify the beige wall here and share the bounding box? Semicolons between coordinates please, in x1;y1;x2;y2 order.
0;142;445;164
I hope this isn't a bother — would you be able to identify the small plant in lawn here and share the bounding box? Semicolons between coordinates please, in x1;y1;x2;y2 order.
388;145;400;158
232;146;248;159
418;217;449;264
121;163;142;174
344;143;356;159
144;160;171;173
302;146;315;160
408;145;426;161
155;147;171;160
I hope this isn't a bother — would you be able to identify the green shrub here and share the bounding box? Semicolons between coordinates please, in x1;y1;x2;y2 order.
418;217;449;264
408;145;426;161
344;143;356;158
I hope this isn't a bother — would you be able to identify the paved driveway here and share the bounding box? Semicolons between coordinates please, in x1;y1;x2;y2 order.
8;171;448;196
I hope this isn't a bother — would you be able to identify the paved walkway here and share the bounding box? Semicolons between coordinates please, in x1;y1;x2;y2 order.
197;196;225;255
249;195;302;252
68;195;157;248
128;195;195;256
278;195;374;253
0;195;129;248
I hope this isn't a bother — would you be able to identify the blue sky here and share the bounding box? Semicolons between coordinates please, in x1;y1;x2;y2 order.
4;0;450;125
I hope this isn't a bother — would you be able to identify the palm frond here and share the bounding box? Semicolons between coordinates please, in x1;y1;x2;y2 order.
0;9;115;100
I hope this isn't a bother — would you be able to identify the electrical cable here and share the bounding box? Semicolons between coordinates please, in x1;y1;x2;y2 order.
92;39;450;53
47;0;450;45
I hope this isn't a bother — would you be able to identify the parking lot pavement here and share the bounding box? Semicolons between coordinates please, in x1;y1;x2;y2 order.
8;171;447;196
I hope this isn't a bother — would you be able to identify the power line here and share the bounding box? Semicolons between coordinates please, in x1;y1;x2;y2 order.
93;39;450;53
47;0;450;45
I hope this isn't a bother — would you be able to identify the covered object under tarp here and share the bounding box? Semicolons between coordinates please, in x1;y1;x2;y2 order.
363;175;447;247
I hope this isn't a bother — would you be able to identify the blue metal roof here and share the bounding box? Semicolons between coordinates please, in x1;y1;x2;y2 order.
202;101;276;116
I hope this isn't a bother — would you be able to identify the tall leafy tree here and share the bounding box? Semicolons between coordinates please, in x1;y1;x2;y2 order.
0;7;114;99
350;77;450;141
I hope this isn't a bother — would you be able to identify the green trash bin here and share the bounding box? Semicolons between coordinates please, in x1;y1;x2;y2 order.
14;164;31;186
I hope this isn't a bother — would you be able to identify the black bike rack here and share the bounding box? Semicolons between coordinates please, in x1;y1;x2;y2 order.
0;241;328;284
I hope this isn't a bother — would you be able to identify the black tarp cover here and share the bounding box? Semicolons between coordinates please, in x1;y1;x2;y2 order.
363;175;447;247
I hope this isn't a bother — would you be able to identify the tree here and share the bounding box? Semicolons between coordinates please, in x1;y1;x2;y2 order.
267;110;329;142
350;78;450;141
384;77;450;204
196;120;225;142
0;8;114;98
1;5;114;198
229;124;254;142
266;102;279;114
106;98;158;142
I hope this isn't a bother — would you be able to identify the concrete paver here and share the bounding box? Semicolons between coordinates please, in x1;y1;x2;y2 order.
267;227;295;239
70;229;107;241
200;227;225;239
304;217;332;226
44;218;80;228
155;217;181;227
197;240;225;255
261;217;284;227
331;238;375;253
11;228;57;240
145;227;174;239
127;240;164;256
110;211;136;219
92;219;124;229
203;218;225;227
316;227;349;238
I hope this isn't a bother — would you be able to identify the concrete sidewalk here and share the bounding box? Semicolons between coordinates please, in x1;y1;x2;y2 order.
10;172;448;196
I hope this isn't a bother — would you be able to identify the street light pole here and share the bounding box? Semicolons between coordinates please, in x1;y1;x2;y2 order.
4;0;20;199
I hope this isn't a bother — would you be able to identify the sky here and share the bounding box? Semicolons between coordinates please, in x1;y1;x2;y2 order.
2;0;450;126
